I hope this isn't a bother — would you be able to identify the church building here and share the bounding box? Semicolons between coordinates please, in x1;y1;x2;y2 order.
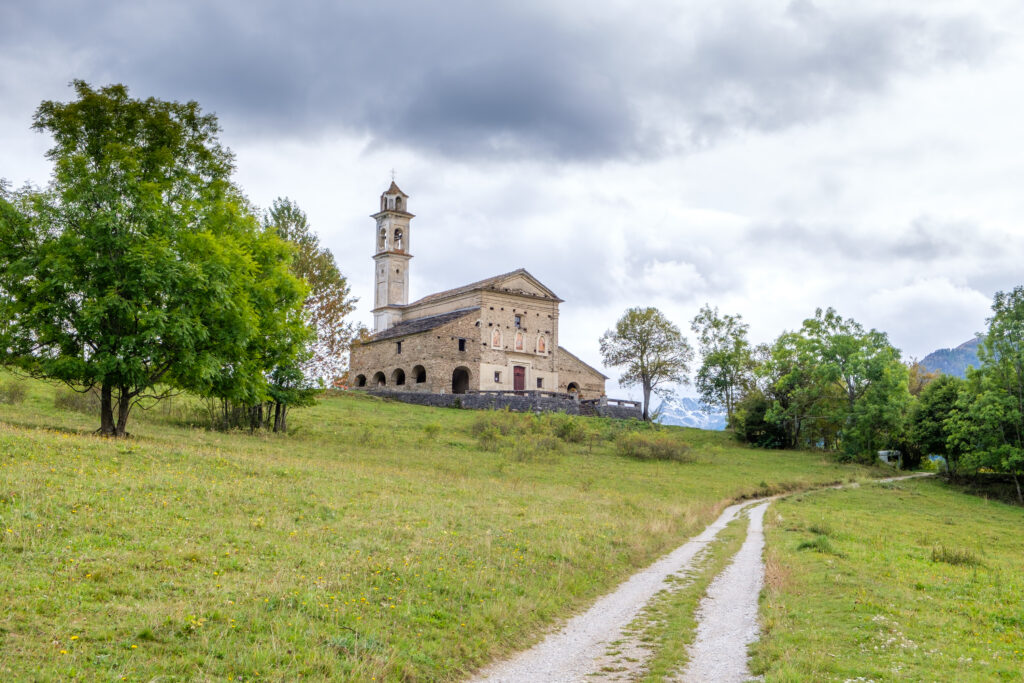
349;182;607;398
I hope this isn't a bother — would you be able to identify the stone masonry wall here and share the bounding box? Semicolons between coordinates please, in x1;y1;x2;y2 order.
364;389;584;415
350;312;483;393
556;349;606;399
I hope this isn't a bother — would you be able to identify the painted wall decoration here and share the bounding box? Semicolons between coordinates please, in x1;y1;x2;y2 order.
514;331;524;351
491;328;502;348
536;335;547;354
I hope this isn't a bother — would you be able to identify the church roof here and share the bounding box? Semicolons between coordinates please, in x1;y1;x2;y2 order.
385;181;408;197
369;307;479;342
558;345;609;379
408;268;562;307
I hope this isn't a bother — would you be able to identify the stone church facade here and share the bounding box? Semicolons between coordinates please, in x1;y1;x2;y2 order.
350;182;607;398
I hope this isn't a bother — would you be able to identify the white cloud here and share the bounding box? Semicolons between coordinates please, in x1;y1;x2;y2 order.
2;0;1023;399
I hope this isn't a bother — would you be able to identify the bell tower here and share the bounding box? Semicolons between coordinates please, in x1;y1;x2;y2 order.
371;181;414;332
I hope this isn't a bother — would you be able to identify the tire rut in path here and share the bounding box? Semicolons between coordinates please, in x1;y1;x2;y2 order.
471;499;761;683
677;501;769;682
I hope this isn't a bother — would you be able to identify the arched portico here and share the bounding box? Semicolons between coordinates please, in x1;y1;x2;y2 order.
452;367;470;394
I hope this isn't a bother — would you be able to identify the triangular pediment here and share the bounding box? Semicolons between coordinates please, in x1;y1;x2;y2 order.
487;269;561;301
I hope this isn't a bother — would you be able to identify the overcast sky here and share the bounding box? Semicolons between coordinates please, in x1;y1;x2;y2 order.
3;0;1023;399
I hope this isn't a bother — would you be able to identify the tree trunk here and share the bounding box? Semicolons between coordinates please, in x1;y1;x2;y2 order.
272;403;288;433
642;383;652;422
249;404;262;432
114;387;131;437
99;383;115;436
1014;473;1022;505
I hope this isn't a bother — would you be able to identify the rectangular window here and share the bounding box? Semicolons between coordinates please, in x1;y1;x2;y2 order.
458;338;466;351
494;371;501;383
396;341;402;354
514;315;522;328
536;377;543;389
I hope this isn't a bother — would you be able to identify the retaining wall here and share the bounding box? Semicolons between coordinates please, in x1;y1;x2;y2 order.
364;390;641;420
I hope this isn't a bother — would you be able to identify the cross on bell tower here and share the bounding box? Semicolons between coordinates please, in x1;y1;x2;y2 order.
371;180;414;332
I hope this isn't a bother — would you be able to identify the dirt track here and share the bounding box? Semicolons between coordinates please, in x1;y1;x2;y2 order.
472;474;931;682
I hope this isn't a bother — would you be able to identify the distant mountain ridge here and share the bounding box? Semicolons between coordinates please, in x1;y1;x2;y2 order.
654;395;727;431
920;338;982;378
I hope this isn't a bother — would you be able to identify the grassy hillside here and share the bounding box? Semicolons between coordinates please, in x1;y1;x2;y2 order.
752;478;1024;681
0;374;875;681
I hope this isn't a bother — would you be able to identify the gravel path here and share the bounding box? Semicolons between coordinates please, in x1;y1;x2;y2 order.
471;499;760;683
473;474;932;683
677;501;769;682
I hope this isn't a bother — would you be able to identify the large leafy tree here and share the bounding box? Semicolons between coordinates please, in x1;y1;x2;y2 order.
264;197;357;384
0;81;295;436
946;287;1024;500
740;308;908;458
690;304;755;423
909;374;963;459
600;307;693;421
799;308;909;458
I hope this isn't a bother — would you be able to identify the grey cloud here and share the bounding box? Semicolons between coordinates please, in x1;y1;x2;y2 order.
0;1;994;161
748;215;1001;262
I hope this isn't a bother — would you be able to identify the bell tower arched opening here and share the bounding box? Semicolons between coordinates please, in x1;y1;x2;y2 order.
371;180;414;333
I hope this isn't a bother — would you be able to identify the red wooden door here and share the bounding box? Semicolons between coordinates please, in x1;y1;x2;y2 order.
513;366;526;391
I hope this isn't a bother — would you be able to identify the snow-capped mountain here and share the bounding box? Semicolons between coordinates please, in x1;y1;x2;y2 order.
654;394;727;431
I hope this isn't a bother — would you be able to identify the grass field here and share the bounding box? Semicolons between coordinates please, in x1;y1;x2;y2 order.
0;373;878;681
752;478;1024;681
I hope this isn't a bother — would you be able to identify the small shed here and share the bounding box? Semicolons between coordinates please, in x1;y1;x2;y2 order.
877;450;901;467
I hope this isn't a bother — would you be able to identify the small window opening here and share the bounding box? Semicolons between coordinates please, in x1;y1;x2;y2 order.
396;341;402;354
494;371;501;383
514;315;522;328
536;377;544;389
458;338;466;351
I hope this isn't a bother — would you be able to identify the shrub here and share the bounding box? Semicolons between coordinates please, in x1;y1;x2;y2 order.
422;422;441;439
469;410;525;438
511;434;564;462
476;425;507;452
54;386;101;414
797;535;844;557
615;431;693;462
0;380;28;405
545;413;589;443
931;545;981;567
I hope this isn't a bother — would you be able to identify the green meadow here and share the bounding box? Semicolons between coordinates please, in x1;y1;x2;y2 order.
0;373;873;681
752;477;1024;681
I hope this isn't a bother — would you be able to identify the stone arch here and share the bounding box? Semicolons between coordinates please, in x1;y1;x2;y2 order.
395;196;403;210
391;368;406;386
451;366;471;394
567;382;580;397
372;371;386;387
394;227;404;250
412;365;426;383
355;374;367;387
378;227;387;250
